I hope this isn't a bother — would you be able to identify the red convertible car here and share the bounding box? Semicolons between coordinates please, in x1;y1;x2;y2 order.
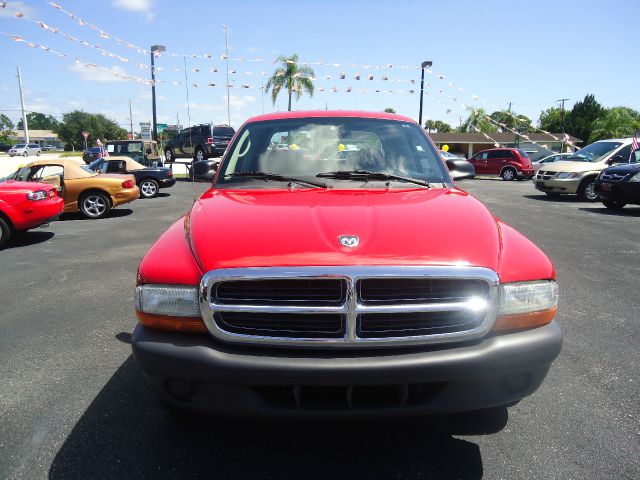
0;180;63;249
132;111;562;417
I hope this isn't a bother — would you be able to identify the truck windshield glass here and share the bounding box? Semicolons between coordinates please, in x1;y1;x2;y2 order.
565;141;622;162
217;117;449;188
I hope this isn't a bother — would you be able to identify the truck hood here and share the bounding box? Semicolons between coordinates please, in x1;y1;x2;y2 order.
540;160;607;173
188;187;501;271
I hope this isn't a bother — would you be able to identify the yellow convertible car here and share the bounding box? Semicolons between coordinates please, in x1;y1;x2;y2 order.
9;159;139;218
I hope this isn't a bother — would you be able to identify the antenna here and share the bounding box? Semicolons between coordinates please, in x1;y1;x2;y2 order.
183;57;196;203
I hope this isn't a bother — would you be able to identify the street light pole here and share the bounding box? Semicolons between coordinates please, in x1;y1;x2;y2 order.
556;98;569;152
16;67;29;144
418;60;432;128
223;25;231;126
150;44;166;142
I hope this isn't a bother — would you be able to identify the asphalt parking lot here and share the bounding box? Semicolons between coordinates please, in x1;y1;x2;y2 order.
1;178;638;479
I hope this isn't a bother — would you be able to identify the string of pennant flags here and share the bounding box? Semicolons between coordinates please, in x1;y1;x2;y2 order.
0;30;155;85
2;0;575;143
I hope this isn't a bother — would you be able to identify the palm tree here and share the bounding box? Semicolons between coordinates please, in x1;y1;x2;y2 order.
265;54;315;111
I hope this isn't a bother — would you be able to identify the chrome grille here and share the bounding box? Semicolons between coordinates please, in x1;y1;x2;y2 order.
199;266;499;348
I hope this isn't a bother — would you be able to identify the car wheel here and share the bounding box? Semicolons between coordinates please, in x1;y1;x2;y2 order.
79;191;110;219
139;178;160;198
501;167;516;181
23;151;28;157
577;177;598;202
194;148;205;162
165;148;174;163
602;199;626;210
0;217;11;250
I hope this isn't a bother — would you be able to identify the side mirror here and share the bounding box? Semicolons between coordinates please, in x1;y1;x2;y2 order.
192;160;217;182
446;160;475;180
607;155;626;165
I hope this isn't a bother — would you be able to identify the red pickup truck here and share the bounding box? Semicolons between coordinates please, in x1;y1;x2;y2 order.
0;180;63;249
132;111;561;418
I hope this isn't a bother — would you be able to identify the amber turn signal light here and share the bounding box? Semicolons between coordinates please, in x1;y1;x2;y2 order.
493;306;557;333
135;311;208;333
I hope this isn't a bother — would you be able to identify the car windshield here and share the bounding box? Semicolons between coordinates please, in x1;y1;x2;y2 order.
217;117;450;189
564;141;622;163
14;144;25;148
439;150;458;159
517;149;530;158
88;147;102;153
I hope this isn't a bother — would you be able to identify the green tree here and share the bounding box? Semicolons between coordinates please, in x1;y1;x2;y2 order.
567;94;604;142
265;54;315;111
490;110;534;133
0;114;14;144
17;112;59;131
424;120;452;133
56;110;128;150
458;108;498;133
384;108;396;113
588;107;640;142
538;107;565;133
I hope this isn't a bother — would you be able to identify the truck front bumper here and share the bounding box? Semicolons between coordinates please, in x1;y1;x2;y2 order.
132;321;562;418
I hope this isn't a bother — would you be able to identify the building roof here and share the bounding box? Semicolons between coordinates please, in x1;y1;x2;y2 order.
10;130;59;139
429;132;582;144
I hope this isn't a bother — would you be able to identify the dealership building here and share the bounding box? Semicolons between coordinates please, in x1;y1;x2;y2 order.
429;132;582;160
9;130;66;149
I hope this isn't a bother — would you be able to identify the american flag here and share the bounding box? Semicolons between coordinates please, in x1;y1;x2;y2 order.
96;138;109;157
630;131;639;162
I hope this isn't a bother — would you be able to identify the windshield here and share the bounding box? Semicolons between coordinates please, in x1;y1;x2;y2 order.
565;141;623;163
217;117;449;188
439;150;459;159
14;144;25;149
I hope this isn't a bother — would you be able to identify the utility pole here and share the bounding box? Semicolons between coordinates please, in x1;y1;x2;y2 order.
128;99;133;138
223;25;231;126
557;98;569;152
16;67;29;143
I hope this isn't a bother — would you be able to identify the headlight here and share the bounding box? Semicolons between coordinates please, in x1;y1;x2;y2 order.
494;281;558;332
134;284;200;317
134;284;207;333
556;172;580;179
26;190;48;201
628;172;640;182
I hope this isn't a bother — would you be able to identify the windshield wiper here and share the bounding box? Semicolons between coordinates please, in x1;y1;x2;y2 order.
316;170;431;188
226;171;328;188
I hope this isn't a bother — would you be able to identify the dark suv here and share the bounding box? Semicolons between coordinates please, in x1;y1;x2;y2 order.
164;124;235;163
468;148;535;180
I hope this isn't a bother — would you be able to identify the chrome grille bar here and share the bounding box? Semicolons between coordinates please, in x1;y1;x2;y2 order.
199;266;500;348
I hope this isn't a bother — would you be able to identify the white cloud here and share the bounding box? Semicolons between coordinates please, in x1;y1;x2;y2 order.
0;1;35;18
112;0;155;20
67;100;87;109
69;64;128;83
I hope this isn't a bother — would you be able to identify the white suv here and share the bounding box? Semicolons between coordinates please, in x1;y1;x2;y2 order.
8;144;42;157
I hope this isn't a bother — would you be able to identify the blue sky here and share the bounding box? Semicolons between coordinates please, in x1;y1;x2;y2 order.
1;0;639;133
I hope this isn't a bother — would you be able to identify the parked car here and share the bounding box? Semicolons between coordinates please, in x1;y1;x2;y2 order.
534;138;635;201
164;124;235;163
532;153;572;173
593;150;640;209
82;146;104;164
41;145;57;151
439;150;475;180
87;156;175;198
468;148;534;180
105;140;163;167
0;180;63;249
8;144;41;157
132;110;561;418
0;143;12;152
8;159;139;219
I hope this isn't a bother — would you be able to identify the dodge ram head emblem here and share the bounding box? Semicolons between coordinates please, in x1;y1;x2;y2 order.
339;235;359;248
